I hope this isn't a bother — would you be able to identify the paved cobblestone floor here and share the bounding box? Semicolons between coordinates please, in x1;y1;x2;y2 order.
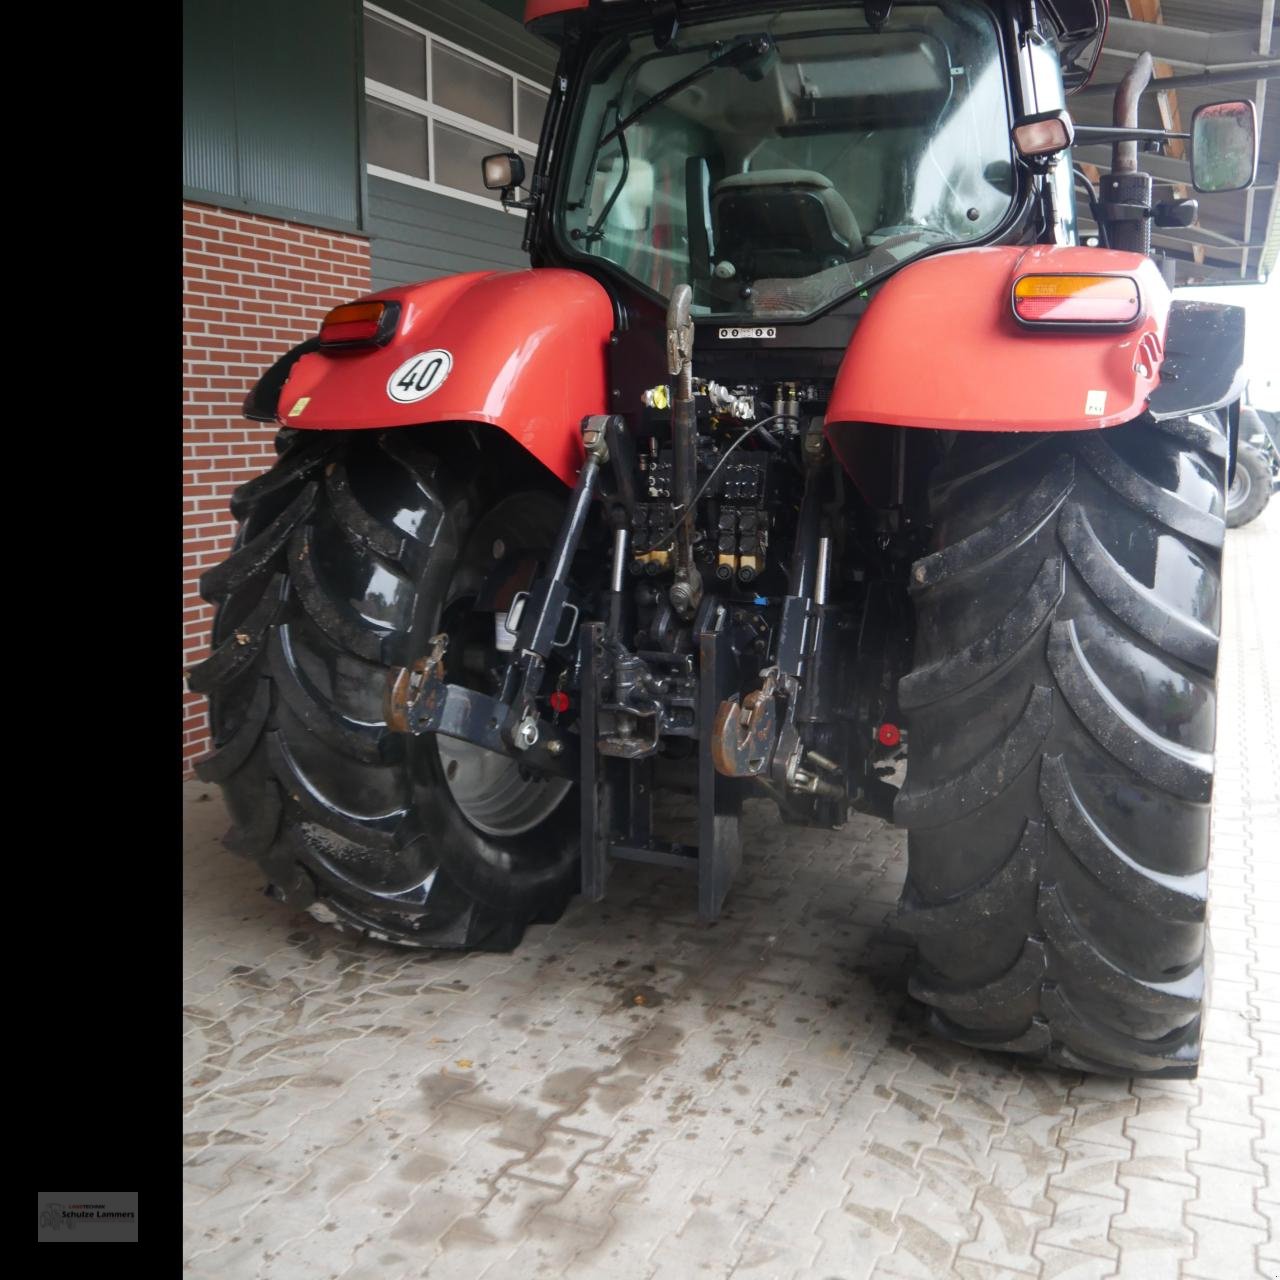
184;504;1279;1280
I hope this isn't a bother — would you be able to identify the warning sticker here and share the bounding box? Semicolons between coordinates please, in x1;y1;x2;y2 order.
1085;390;1108;416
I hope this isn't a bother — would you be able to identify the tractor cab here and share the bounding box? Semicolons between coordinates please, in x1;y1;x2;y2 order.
556;6;1014;320
494;1;1255;321
505;0;1102;321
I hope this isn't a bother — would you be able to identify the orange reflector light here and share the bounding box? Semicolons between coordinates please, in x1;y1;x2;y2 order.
1013;275;1142;327
320;301;395;347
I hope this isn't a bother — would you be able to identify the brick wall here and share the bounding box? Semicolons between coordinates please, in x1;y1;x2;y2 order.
182;201;372;774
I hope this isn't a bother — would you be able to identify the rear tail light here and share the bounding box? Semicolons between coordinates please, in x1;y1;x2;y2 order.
1013;274;1142;328
319;300;400;348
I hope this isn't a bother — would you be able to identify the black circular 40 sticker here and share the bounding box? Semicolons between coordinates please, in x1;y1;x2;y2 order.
387;350;453;403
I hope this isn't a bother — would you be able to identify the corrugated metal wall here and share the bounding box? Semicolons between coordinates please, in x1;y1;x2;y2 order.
365;0;557;290
183;0;364;232
368;177;533;290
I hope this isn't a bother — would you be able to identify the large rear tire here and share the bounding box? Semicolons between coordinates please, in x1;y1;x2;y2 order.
895;415;1226;1077
187;429;580;949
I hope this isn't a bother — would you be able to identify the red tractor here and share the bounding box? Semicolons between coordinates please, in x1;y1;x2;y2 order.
191;0;1262;1078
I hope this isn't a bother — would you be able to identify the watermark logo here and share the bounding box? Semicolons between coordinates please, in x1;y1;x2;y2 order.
39;1203;71;1231
38;1198;137;1236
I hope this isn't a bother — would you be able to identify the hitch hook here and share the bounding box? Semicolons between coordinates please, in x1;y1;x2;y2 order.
386;633;448;732
711;672;780;778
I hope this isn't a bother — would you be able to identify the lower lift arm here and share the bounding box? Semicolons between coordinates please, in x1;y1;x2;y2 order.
385;416;615;780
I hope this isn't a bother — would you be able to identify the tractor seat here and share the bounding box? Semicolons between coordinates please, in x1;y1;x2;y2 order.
712;169;863;280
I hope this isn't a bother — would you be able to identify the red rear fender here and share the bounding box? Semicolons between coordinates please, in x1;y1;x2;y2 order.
276;269;614;486
826;244;1172;446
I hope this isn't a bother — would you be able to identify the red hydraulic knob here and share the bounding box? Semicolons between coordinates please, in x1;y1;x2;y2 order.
878;722;901;748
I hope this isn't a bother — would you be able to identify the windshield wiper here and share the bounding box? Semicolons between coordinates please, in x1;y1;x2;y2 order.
597;33;777;152
582;34;776;243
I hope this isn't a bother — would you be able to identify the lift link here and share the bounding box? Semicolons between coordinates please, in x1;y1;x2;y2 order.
383;416;615;781
711;448;844;803
666;283;703;621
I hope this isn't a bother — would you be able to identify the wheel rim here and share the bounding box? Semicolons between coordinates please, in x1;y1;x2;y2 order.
437;735;571;837
1227;463;1252;513
433;494;573;839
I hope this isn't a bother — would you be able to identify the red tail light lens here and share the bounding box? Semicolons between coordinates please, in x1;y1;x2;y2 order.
1013;275;1142;327
319;300;399;348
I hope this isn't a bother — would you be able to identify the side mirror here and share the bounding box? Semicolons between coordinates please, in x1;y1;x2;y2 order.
481;152;525;194
1190;101;1258;193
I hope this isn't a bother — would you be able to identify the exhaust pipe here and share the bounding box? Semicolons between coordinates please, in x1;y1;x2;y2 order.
1112;51;1154;175
1105;51;1155;254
